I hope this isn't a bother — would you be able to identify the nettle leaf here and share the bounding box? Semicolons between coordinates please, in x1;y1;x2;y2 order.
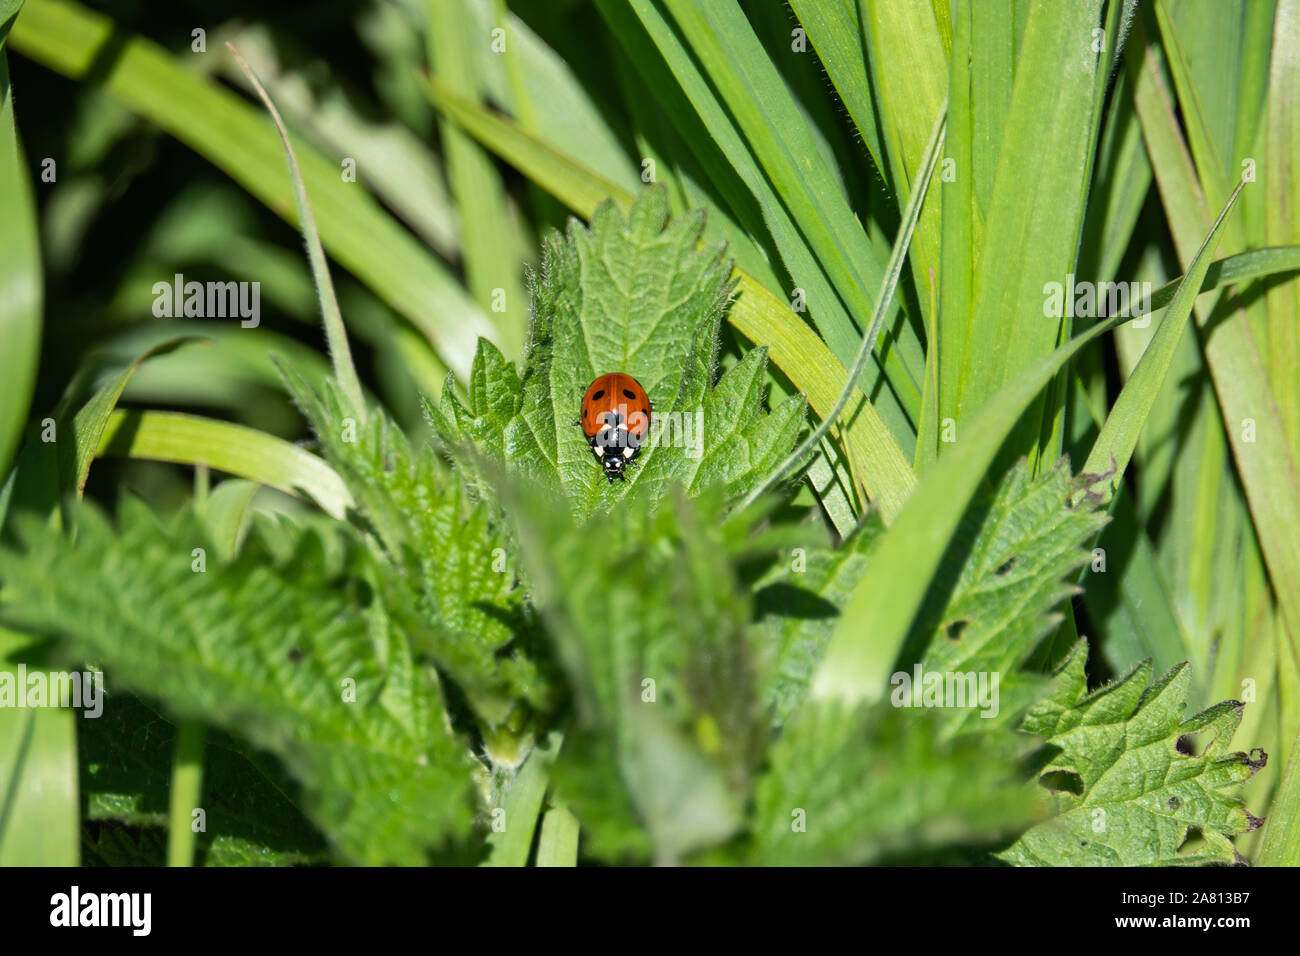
0;500;478;865
903;458;1110;735
751;700;1037;866
510;483;761;864
429;187;805;518
999;642;1266;866
751;458;1106;735
282;367;547;733
82;824;167;867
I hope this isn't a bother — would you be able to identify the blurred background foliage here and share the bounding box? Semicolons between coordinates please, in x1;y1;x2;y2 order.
1;0;1298;866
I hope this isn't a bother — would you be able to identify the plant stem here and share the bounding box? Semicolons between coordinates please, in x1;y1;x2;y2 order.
166;721;206;867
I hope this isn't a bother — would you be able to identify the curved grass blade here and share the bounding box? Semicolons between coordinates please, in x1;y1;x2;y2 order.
63;338;206;501
228;44;363;418
741;101;946;511
1082;182;1245;495
1138;246;1300;317
96;410;353;519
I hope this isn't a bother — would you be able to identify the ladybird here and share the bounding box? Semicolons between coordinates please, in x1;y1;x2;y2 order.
576;372;652;482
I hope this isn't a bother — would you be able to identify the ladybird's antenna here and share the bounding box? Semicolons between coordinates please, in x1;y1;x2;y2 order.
738;99;948;513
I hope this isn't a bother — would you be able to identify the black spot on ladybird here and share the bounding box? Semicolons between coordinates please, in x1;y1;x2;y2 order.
623;388;636;399
592;389;605;400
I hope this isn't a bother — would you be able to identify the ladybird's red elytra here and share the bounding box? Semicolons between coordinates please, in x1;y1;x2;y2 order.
578;372;652;482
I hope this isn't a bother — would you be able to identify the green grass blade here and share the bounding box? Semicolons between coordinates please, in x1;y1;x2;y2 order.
535;803;579;867
0;44;40;480
426;0;526;356
934;0;975;461
1259;726;1300;865
742;101;945;510
218;25;458;259
1083;182;1245;494
422;75;628;216
1140;246;1300;316
228;44;364;417
857;0;946;301
64;339;202;491
787;0;886;180
602;0;923;438
1134;39;1300;648
97;410;353;519
728;281;916;521
1263;0;1300;466
660;0;897;344
955;0;1106;465
483;733;560;867
197;478;259;560
9;0;493;378
0;633;79;866
1076;68;1151;286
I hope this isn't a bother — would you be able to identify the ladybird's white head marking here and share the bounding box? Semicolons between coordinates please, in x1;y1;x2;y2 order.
622;446;635;458
594;445;605;457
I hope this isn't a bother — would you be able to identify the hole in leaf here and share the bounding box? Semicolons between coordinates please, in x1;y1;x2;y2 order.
1175;734;1198;756
1166;795;1182;810
945;619;969;641
995;556;1017;575
1177;825;1206;855
1037;770;1084;795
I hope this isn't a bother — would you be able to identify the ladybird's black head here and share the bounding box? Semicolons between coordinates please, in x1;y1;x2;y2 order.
589;425;641;482
603;455;627;482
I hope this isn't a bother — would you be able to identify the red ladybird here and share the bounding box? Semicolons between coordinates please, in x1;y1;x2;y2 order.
577;373;652;482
